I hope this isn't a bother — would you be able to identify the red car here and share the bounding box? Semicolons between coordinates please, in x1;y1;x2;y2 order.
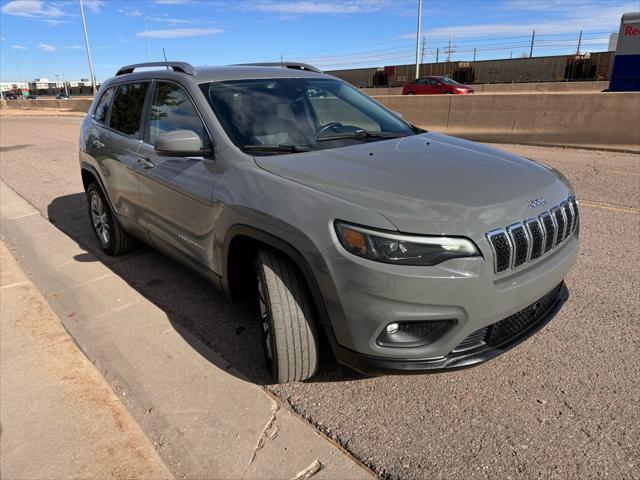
402;76;474;95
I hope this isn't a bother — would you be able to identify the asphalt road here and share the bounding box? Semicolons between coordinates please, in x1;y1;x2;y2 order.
1;114;638;479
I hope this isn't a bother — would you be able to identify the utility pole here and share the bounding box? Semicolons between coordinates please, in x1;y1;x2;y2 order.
576;30;582;55
414;0;422;79
473;47;476;62
144;16;152;61
79;0;97;95
446;35;453;62
435;47;439;64
529;30;535;58
421;36;426;65
55;73;60;94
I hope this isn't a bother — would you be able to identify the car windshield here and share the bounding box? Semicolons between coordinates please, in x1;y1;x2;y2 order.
440;76;463;86
199;78;417;153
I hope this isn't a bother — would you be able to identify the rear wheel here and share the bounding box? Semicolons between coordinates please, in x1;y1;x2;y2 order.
407;92;415;95
86;182;135;256
255;249;319;383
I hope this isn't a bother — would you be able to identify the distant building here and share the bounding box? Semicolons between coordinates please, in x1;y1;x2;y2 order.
609;33;619;51
0;81;29;92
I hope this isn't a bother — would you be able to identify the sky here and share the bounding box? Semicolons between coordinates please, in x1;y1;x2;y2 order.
0;0;635;82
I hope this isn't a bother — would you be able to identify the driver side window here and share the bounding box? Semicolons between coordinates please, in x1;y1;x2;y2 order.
307;89;380;132
148;82;207;148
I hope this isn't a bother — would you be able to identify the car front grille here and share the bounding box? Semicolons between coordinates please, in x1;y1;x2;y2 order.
453;283;563;353
486;197;578;274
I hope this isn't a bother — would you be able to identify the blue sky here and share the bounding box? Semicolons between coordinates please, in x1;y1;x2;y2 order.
0;0;635;82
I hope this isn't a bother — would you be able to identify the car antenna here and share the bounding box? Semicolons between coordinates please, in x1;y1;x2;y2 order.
162;48;169;69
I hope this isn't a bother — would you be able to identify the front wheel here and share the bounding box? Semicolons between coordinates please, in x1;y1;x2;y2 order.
255;249;319;383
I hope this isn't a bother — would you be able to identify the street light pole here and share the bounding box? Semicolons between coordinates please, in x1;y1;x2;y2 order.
414;0;422;79
79;0;97;95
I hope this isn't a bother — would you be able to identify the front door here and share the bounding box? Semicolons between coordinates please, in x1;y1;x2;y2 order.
135;80;216;271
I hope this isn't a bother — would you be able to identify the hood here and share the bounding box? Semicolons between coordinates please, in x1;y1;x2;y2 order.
254;132;573;238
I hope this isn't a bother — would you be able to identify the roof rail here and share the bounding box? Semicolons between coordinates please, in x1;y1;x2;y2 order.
235;62;323;73
115;61;196;76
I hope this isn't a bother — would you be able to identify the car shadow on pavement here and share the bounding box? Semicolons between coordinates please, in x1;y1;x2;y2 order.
47;193;356;385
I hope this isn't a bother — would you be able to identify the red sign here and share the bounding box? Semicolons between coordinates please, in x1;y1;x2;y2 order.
623;24;639;35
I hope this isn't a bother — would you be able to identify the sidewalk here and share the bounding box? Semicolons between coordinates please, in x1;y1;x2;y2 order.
0;241;174;479
0;181;374;479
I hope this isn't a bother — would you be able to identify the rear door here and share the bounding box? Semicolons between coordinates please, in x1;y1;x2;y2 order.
85;82;148;227
135;80;216;270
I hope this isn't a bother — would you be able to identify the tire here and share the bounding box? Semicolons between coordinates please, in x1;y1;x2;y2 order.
255;249;319;383
407;92;415;95
86;182;135;256
445;91;453;94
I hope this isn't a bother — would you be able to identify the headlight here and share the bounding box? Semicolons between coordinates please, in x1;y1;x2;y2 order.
334;221;481;266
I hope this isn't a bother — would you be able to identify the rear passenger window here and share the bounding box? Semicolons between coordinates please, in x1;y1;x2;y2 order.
109;83;149;137
93;87;114;124
149;82;206;148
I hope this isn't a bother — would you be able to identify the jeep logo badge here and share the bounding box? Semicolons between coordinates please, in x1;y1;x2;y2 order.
528;197;546;209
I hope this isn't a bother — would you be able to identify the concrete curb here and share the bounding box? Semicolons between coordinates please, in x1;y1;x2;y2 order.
0;181;375;480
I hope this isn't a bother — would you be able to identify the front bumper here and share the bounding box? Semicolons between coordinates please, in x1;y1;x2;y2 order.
330;282;568;375
315;231;578;372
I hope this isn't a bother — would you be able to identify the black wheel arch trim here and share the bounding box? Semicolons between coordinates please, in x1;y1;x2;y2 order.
221;224;346;355
80;161;116;213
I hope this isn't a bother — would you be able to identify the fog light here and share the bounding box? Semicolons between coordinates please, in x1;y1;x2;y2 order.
386;323;399;334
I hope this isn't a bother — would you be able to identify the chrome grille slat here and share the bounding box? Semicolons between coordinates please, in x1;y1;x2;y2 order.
540;212;556;253
562;200;574;235
552;206;567;244
486;229;512;273
524;217;544;261
486;197;577;275
507;223;529;268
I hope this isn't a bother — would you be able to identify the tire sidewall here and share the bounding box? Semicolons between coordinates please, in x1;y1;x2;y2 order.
255;261;280;381
87;183;116;254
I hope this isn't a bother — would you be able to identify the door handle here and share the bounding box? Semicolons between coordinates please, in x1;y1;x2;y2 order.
138;157;155;169
92;139;105;149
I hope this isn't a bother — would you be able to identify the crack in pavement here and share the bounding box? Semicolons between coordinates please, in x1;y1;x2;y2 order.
241;400;280;479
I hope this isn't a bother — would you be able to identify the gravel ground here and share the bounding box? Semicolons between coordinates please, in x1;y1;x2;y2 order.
1;115;638;479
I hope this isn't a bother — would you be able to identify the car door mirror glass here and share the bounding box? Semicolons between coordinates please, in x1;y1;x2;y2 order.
154;130;209;157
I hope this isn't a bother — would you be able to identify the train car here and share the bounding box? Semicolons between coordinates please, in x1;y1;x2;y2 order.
609;11;640;91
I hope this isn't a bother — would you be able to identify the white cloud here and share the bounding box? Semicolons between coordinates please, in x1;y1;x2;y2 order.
64;44;84;49
1;0;65;18
151;16;193;24
83;0;105;13
0;37;6;41
250;0;390;15
38;42;57;52
401;0;633;41
137;27;224;39
11;44;29;50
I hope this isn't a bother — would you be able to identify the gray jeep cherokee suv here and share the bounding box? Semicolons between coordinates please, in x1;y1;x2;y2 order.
79;61;579;383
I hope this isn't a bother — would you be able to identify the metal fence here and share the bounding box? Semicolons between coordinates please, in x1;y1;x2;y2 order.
326;51;613;87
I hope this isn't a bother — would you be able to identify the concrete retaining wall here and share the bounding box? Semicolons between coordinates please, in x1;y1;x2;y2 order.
360;80;610;96
5;92;638;151
375;92;640;150
5;98;93;112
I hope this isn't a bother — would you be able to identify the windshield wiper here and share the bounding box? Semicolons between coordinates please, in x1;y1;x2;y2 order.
243;144;310;153
316;129;408;142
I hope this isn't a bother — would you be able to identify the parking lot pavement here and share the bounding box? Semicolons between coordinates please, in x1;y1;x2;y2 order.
0;241;174;480
0;115;638;479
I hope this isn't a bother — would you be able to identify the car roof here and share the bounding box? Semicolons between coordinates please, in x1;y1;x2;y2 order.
103;63;330;86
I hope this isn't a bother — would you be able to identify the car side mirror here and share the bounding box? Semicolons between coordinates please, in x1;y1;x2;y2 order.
154;130;211;157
